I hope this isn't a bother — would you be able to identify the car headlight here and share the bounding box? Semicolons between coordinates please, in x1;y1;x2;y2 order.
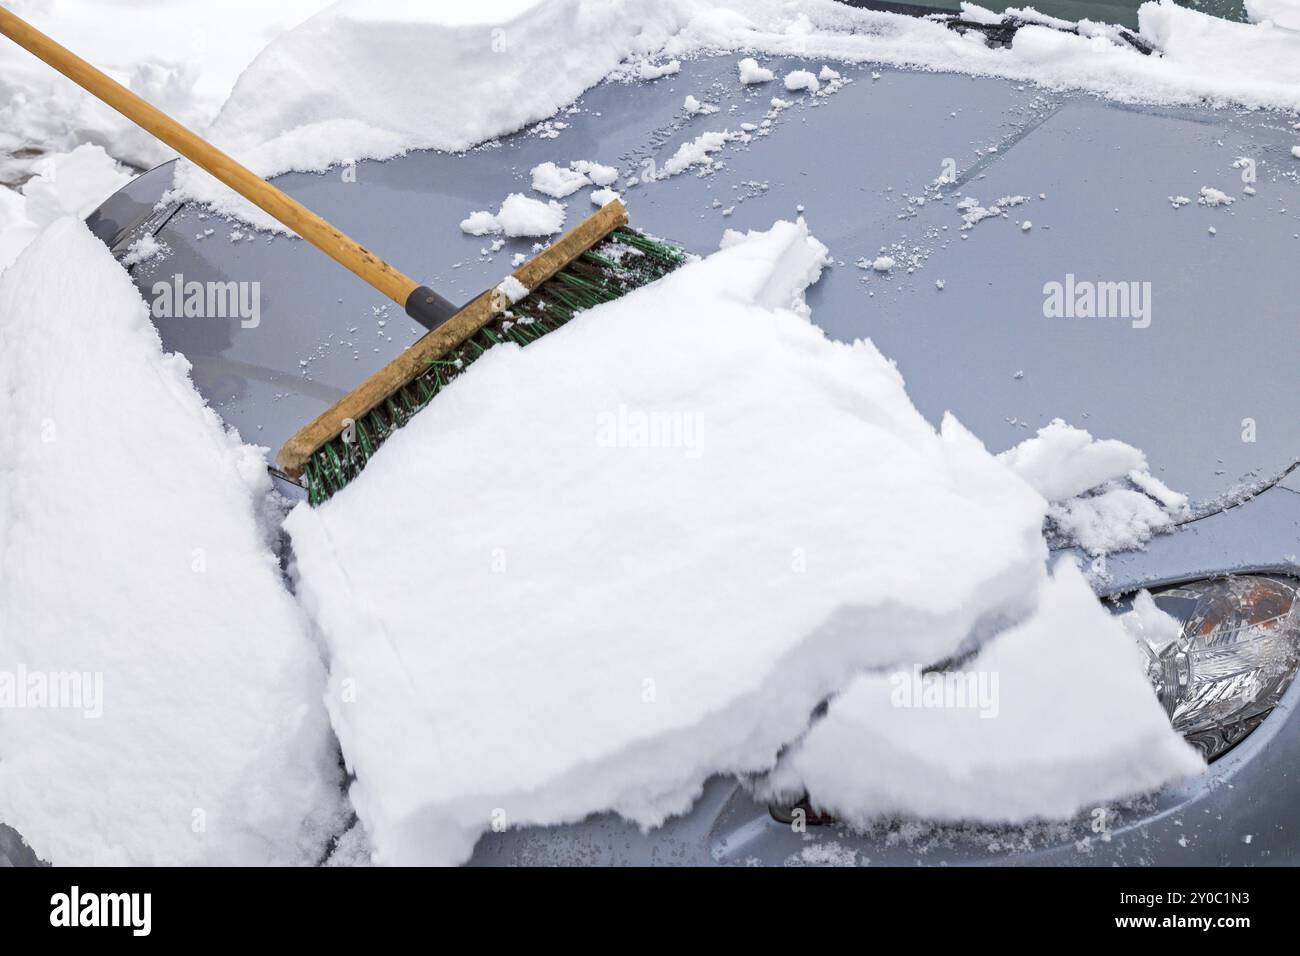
1118;575;1300;761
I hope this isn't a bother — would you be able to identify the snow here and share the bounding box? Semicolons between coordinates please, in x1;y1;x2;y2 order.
784;69;820;93
638;58;681;80
766;561;1204;826
529;161;590;198
570;159;618;186
659;130;737;178
172;0;1300;226
493;274;530;306
0;0;334;179
0;145;132;270
0;218;345;864
871;256;895;272
1246;0;1300;30
999;419;1147;502
1000;420;1189;555
1197;186;1235;207
737;56;775;84
459;193;566;237
683;94;720;115
285;219;1054;866
590;187;621;206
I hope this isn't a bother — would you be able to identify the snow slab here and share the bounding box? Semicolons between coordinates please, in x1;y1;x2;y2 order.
0;218;345;864
765;561;1204;826
170;0;1300;226
285;219;1052;865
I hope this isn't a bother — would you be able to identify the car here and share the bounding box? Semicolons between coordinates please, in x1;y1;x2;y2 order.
5;5;1298;867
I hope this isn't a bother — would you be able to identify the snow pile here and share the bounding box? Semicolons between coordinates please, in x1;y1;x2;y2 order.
1000;419;1189;555
285;219;1056;865
1247;0;1300;30
0;145;132;271
766;561;1204;826
0;0;334;179
160;0;1300;226
0;218;345;864
459;193;566;237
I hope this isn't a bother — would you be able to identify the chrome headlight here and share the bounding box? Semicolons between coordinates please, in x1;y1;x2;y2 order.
1119;575;1300;761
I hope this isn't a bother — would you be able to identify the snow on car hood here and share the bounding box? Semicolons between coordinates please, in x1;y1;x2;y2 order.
284;220;1198;865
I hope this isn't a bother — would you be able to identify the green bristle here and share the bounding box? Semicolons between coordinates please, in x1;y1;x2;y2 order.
303;227;686;506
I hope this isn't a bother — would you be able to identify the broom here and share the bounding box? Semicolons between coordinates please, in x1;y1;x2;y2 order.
0;7;686;505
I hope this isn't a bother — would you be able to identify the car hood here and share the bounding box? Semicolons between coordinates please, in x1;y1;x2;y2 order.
89;54;1299;512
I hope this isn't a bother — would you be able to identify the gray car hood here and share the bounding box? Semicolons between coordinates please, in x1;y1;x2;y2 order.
88;54;1300;512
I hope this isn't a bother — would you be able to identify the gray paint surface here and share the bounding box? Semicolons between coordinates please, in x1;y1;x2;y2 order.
72;55;1300;866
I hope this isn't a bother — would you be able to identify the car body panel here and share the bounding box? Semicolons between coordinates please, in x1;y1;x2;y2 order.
64;53;1300;866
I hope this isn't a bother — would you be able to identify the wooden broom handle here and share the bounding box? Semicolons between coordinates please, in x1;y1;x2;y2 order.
0;6;455;327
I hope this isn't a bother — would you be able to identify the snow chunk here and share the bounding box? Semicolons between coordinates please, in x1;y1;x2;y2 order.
767;562;1203;826
659;129;737;178
638;58;681;80
818;65;841;81
1000;419;1147;502
737;56;774;84
530;161;590;198
1197;186;1235;207
590;187;621;206
0;219;345;864
493;274;530;308
871;255;894;272
1000;419;1189;555
570;159;618;186
784;69;820;93
683;94;720;115
285;219;1050;865
459;193;566;238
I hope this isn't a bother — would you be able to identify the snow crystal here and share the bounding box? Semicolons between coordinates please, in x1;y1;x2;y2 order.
0;218;345;864
285;219;1051;865
766;562;1203;826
